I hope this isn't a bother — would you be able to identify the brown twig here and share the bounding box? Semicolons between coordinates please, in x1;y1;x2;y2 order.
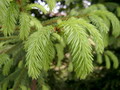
0;36;18;40
31;79;37;90
16;0;24;11
0;15;87;31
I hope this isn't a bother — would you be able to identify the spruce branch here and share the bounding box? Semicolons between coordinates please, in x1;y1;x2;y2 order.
93;10;120;37
25;26;55;79
88;14;109;47
78;18;104;53
58;17;94;79
1;3;19;36
19;12;31;40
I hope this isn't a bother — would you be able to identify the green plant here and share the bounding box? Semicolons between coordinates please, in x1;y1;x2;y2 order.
0;0;120;89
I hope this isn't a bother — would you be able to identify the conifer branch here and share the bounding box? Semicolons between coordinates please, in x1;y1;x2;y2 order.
25;26;55;79
58;17;94;79
19;12;31;40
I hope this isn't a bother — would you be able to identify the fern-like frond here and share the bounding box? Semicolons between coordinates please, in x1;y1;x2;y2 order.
26;3;48;14
93;10;120;37
88;14;109;33
19;12;30;40
94;13;110;28
78;18;104;53
88;14;109;47
46;0;56;11
105;50;119;69
29;15;43;30
25;26;55;79
0;0;10;21
2;3;19;36
58;18;93;79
